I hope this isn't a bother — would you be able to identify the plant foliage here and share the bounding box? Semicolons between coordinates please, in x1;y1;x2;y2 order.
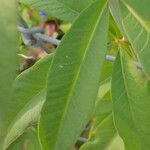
1;0;150;150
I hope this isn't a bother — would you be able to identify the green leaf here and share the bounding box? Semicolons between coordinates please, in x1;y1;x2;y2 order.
112;50;150;150
8;128;41;150
19;0;93;22
39;0;109;149
80;91;123;150
117;0;150;78
96;78;111;102
80;115;117;150
0;0;18;147
109;0;127;37
59;0;93;12
109;135;125;150
123;0;150;22
80;87;124;150
3;54;53;149
3;91;45;150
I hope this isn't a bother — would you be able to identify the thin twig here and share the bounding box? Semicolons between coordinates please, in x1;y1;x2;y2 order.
18;26;142;70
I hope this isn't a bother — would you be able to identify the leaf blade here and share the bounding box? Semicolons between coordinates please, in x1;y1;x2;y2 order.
118;0;150;78
3;54;53;149
19;0;93;22
112;50;150;149
0;0;18;147
39;0;109;149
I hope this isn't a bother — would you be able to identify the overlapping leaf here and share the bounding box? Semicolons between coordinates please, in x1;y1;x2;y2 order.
80;81;124;150
80;89;115;150
80;115;116;150
112;50;150;150
8;128;40;150
117;0;150;78
19;0;93;22
3;54;53;149
109;0;127;37
38;0;109;149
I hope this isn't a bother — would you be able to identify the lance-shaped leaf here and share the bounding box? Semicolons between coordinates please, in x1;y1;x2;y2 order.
117;0;150;78
0;0;18;148
3;54;53;149
19;0;93;22
39;0;109;149
112;50;150;150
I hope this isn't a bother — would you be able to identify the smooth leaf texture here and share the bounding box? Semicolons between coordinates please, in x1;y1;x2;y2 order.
3;54;53;149
118;0;150;78
123;0;150;22
80;88;124;150
59;0;93;12
3;91;45;150
112;50;150;150
19;0;93;22
8;128;41;150
80;115;116;150
39;0;109;149
0;0;18;148
109;0;127;38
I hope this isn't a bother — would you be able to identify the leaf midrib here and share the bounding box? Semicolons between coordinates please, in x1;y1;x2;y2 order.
53;1;108;149
122;0;150;33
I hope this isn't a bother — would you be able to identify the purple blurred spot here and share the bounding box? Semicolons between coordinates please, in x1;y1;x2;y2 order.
40;12;47;18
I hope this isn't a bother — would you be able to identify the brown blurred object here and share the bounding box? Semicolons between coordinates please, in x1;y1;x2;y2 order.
33;20;58;56
38;20;59;58
43;20;58;37
19;19;59;72
19;50;38;72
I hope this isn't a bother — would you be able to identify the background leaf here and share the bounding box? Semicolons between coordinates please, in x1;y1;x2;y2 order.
3;54;53;149
8;128;41;150
0;0;18;148
80;115;117;150
19;0;93;22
